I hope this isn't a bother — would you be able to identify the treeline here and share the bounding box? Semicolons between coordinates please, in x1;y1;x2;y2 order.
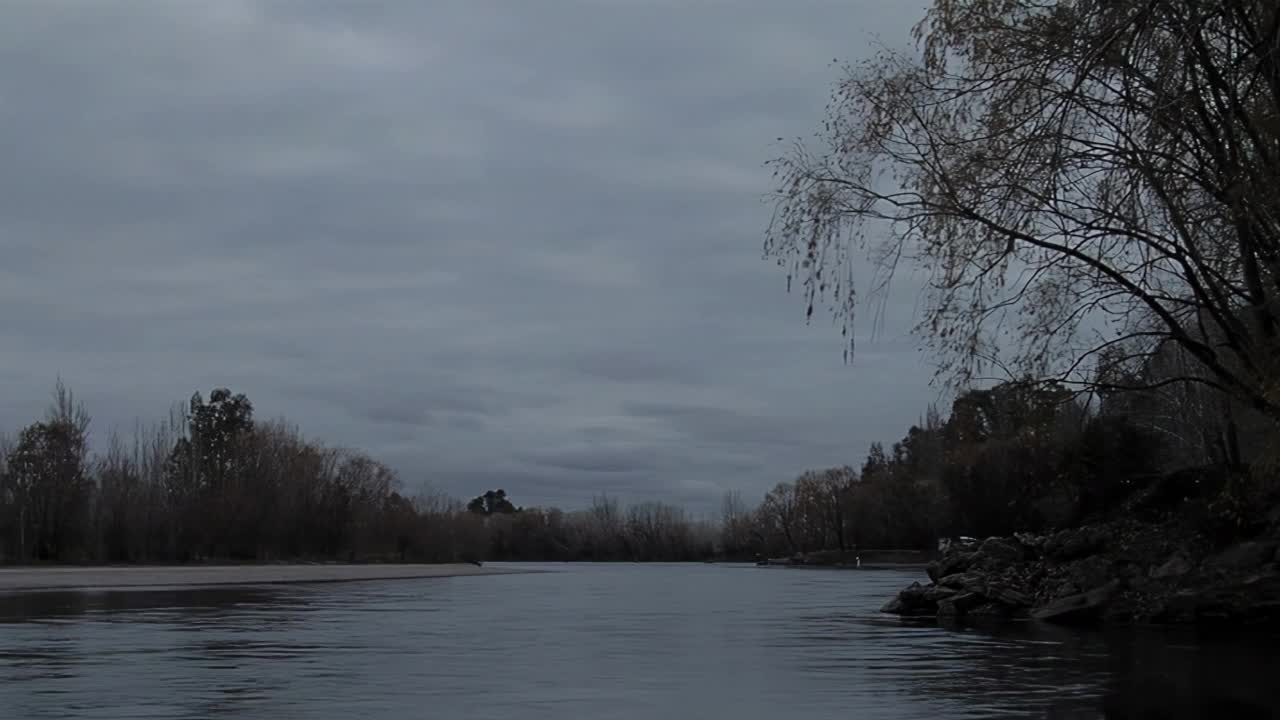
459;490;717;562
1;384;418;563
721;384;1137;561
722;341;1276;562
3;363;1270;566
0;384;717;564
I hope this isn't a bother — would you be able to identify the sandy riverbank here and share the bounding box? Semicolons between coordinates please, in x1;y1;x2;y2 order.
0;563;537;592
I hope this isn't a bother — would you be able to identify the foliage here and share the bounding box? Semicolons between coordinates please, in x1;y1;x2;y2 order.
467;489;518;516
766;0;1280;425
0;384;721;564
0;369;1249;566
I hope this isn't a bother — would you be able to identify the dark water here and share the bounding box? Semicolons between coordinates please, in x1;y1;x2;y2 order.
1;564;1277;719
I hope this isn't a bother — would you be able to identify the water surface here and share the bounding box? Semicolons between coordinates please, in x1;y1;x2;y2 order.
1;563;1276;719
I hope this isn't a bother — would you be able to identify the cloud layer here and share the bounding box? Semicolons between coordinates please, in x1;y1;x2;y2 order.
1;1;939;511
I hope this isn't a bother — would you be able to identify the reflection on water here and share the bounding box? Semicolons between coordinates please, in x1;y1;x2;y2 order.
0;565;1277;719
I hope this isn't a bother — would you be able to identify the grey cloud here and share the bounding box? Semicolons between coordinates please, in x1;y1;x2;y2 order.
570;350;706;386
1;0;938;513
521;445;661;475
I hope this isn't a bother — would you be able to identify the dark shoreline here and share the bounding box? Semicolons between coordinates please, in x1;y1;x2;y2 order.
881;520;1280;626
752;562;929;571
0;563;538;593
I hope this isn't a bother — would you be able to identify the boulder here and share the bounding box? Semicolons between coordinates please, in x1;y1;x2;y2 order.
937;591;987;617
1013;532;1045;555
977;536;1026;564
1156;590;1202;624
1198;573;1280;622
1045;526;1109;561
1151;553;1194;579
1206;541;1277;573
928;551;975;583
1065;555;1115;593
1266;502;1280;528
879;595;909;614
925;561;944;584
937;571;985;591
880;582;938;616
923;585;960;603
985;582;1033;609
967;601;1016;618
1031;579;1122;624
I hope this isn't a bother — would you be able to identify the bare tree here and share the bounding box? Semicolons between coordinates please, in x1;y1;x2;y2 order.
767;0;1280;422
813;467;857;558
760;481;801;554
719;489;754;557
0;430;15;561
4;381;94;560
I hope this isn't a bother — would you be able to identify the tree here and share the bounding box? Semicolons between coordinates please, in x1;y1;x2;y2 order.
2;381;93;561
467;489;518;516
766;0;1280;423
96;431;144;562
719;490;756;558
812;467;856;557
760;481;802;554
165;388;255;559
585;493;623;559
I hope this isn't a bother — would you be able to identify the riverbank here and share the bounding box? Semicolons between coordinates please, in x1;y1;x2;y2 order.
0;563;538;592
881;473;1280;625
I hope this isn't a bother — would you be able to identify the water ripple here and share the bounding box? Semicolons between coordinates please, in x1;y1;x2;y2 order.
1;564;1278;719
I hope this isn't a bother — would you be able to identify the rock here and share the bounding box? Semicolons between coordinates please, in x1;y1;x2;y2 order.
1025;564;1047;586
1158;573;1280;623
985;583;1033;608
1266;502;1280;528
978;536;1026;563
1065;555;1115;593
880;582;938;616
880;595;908;614
1206;541;1277;573
1156;590;1202;623
967;602;1016;618
937;591;987;617
925;561;943;584
1031;579;1122;624
937;571;984;591
928;551;975;583
1014;532;1045;554
1045;526;1109;561
1151;553;1194;579
923;585;959;603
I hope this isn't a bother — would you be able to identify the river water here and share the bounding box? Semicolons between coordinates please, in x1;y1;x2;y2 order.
1;563;1276;719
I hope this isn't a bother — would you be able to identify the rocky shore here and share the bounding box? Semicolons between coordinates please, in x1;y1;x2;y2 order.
882;482;1280;625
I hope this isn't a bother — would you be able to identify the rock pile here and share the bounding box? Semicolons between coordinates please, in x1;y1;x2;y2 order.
881;522;1280;625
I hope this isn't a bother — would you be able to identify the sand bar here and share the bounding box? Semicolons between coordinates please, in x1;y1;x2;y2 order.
0;563;536;592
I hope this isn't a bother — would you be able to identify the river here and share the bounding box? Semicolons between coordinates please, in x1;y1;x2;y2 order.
1;563;1276;719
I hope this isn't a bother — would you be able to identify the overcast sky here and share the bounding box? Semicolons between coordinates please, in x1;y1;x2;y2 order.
0;0;941;512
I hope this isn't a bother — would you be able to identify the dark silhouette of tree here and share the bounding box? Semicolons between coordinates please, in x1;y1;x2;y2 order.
1;381;92;561
766;0;1280;424
467;489;518;516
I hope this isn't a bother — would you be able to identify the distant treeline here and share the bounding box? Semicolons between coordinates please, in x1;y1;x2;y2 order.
1;361;1271;565
0;383;726;564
